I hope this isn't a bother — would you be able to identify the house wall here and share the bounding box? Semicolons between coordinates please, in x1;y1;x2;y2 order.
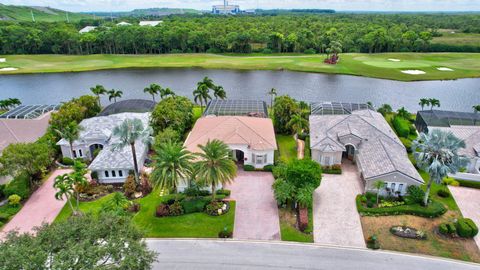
177;178;224;193
228;144;274;169
311;149;342;166
96;168;130;184
60;139;107;161
365;172;422;196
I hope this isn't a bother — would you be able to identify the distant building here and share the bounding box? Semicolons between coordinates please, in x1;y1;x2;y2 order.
139;21;163;27
212;0;241;14
116;21;132;26
79;26;97;34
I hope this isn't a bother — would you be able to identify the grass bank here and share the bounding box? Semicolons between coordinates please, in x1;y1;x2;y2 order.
1;53;480;81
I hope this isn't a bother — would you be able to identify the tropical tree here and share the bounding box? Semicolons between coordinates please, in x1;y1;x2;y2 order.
101;192;131;214
193;84;211;112
111;118;152;185
377;104;393;116
150;140;194;193
55;121;82;159
412;129;468;206
0;100;8;111
108;89;123;103
160;87;175;99
71;161;88;211
428;98;440;111
419;98;430;111
267;88;277;111
90;85;107;107
7;98;21;108
286;114;308;135
397;107;411;119
144;83;161;102
213;85;227;100
373;180;385;204
199;76;215;89
473;105;480;125
194;139;237;201
53;173;76;214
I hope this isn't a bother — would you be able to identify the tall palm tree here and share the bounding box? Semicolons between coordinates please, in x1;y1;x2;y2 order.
373;180;385;204
193;84;211;112
473;105;480;125
397;107;411;119
0;100;9;111
144;83;161;102
108;89;123;103
160;87;175;99
428;98;440;111
412;129;468;206
151;140;194;193
71;161;88;211
286;114;308;135
111;118;152;185
55;121;83;159
267;88;277;110
53;173;76;214
199;76;215;89
6;98;21;108
213;85;227;100
419;98;430;111
194;139;237;201
90;85;107;107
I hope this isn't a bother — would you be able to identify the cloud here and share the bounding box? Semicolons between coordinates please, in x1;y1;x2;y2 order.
1;0;479;12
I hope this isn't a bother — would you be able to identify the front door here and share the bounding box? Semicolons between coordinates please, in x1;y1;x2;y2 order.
345;145;355;161
235;150;244;164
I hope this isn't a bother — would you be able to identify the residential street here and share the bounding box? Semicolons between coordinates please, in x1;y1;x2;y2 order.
450;186;480;248
313;162;366;247
146;239;480;270
0;169;70;237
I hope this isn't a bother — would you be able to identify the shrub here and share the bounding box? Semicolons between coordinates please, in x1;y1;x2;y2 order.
168;201;184;216
218;226;233;238
0;212;9;223
262;48;273;54
356;195;446;218
61;157;74;166
140;174;152;195
456;179;480;189
243;165;255;171
8;194;21;206
4;173;30;199
406;185;425;205
456;218;473;238
155;204;169;217
442;177;460;187
366;201;374;208
123;175;136;198
392;116;410;138
304;48;316;54
90;171;98;180
439;223;449;235
447;223;457;235
205;201;225;216
399;138;412;153
366;235;380;250
150;96;194;135
183;186;210;197
216;189;231;197
322;165;342;174
409;125;417;135
297;207;309;232
263;165;274;172
464;218;478;237
437;189;450;198
181;197;209;214
128;202;141;213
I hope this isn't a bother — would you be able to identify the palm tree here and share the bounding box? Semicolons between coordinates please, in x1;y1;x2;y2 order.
412;129;468;206
193;84;211;112
472;105;480;125
90;85;107;107
397;107;411;119
199;76;215;89
286;114;308;135
6;98;21;108
151;140;194;193
108;89;123;103
213;86;227;100
194;139;237;201
267;88;277;110
373;180;385;204
55;121;83;159
53;173;76;214
0;100;9;111
144;83;161;102
419;98;430;111
71;161;88;211
160;87;175;99
111;118;152;185
428;98;440;111
377;104;393;116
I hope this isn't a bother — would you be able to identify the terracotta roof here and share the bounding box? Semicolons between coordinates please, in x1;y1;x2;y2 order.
184;116;277;153
0;113;51;153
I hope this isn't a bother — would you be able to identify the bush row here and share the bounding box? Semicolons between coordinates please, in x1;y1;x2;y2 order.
321;165;342;174
356;195;447;218
392;116;411;138
439;218;478;238
244;164;274;172
456;179;480;189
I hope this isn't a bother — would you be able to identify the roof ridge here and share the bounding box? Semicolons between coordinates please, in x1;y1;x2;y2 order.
355;113;403;148
234;116;275;149
185;116;232;147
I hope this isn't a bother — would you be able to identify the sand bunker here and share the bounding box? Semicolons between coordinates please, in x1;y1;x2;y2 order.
0;58;5;62
0;67;18;71
388;58;401;62
401;70;426;75
437;67;454;71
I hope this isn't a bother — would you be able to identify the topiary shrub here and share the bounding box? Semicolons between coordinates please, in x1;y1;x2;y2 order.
465;218;479;237
123;175;136;198
168;201;184;216
366;235;380;250
438;223;449;235
155;204;169;217
442;177;460;187
8;194;21;206
447;223;457;235
437;189;450;198
456;218;474;238
263;165;274;172
243;165;255;171
90;171;98;181
218;226;233;238
4;173;30;199
61;157;74;166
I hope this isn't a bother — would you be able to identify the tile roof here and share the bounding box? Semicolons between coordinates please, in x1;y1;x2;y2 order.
432;126;480;158
184;116;277;153
0;113;51;153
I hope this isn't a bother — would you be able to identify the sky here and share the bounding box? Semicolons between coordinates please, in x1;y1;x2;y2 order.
1;0;479;12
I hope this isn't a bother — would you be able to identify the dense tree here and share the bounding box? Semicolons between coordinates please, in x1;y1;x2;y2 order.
150;96;194;135
49;95;101;132
273;95;300;134
377;104;393;116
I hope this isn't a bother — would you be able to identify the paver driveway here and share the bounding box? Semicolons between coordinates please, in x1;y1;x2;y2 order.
1;169;70;237
225;170;281;240
450;186;480;248
313;162;366;248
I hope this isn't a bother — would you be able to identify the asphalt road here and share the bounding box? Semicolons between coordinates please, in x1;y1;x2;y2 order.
146;239;480;270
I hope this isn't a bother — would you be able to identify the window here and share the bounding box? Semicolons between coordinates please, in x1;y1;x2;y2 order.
264;154;267;163
78;149;83;157
72;150;77;158
105;171;109;178
391;183;396;191
256;155;266;165
119;170;123;177
112;170;116;177
398;184;404;193
324;156;331;165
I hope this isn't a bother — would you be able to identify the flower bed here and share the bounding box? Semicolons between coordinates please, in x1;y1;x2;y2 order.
390;226;427;240
356;195;447;218
205;201;230;216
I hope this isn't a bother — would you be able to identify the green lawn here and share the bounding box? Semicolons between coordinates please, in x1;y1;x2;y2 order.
276;135;297;163
1;53;480;81
279;207;314;243
55;192;236;238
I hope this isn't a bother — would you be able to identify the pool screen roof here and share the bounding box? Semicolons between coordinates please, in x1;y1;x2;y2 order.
311;102;373;115
98;99;156;117
418;110;480;127
0;104;60;119
204;100;268;118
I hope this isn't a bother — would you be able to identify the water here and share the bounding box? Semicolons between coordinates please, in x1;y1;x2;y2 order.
0;68;479;112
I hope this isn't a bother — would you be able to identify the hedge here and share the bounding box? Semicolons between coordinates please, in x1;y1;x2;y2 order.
457;219;474;238
392;116;410;138
244;165;255;171
356;195;447;218
456;179;480;189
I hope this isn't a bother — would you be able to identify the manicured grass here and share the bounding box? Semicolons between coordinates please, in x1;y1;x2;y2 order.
1;53;480;81
276;135;297;163
55;193;115;222
278;207;313;243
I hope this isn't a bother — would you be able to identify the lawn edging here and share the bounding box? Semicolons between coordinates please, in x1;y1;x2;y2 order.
356;195;447;218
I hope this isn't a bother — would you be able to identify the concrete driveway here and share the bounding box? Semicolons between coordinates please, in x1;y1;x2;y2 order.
225;170;280;240
313;162;366;248
450;186;480;248
1;169;70;237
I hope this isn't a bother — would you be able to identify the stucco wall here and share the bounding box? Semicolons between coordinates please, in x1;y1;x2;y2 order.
229;144;274;169
365;172;422;196
311;149;342;166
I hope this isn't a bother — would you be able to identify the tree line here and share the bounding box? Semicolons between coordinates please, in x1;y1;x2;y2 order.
1;13;479;55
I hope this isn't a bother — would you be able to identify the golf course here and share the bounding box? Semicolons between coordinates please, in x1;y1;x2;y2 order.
1;53;479;81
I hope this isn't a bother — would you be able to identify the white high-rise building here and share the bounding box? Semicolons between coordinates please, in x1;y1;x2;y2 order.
212;0;241;14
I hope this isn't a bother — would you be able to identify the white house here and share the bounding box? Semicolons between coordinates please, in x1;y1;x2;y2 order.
79;26;97;34
116;21;132;26
57;113;151;184
309;102;423;196
139;21;163;27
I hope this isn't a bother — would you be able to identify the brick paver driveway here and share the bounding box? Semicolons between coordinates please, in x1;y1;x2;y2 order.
1;169;70;237
225;170;281;240
313;162;366;248
450;186;480;247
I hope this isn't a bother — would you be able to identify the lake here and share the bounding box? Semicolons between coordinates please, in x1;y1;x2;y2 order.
0;68;479;112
